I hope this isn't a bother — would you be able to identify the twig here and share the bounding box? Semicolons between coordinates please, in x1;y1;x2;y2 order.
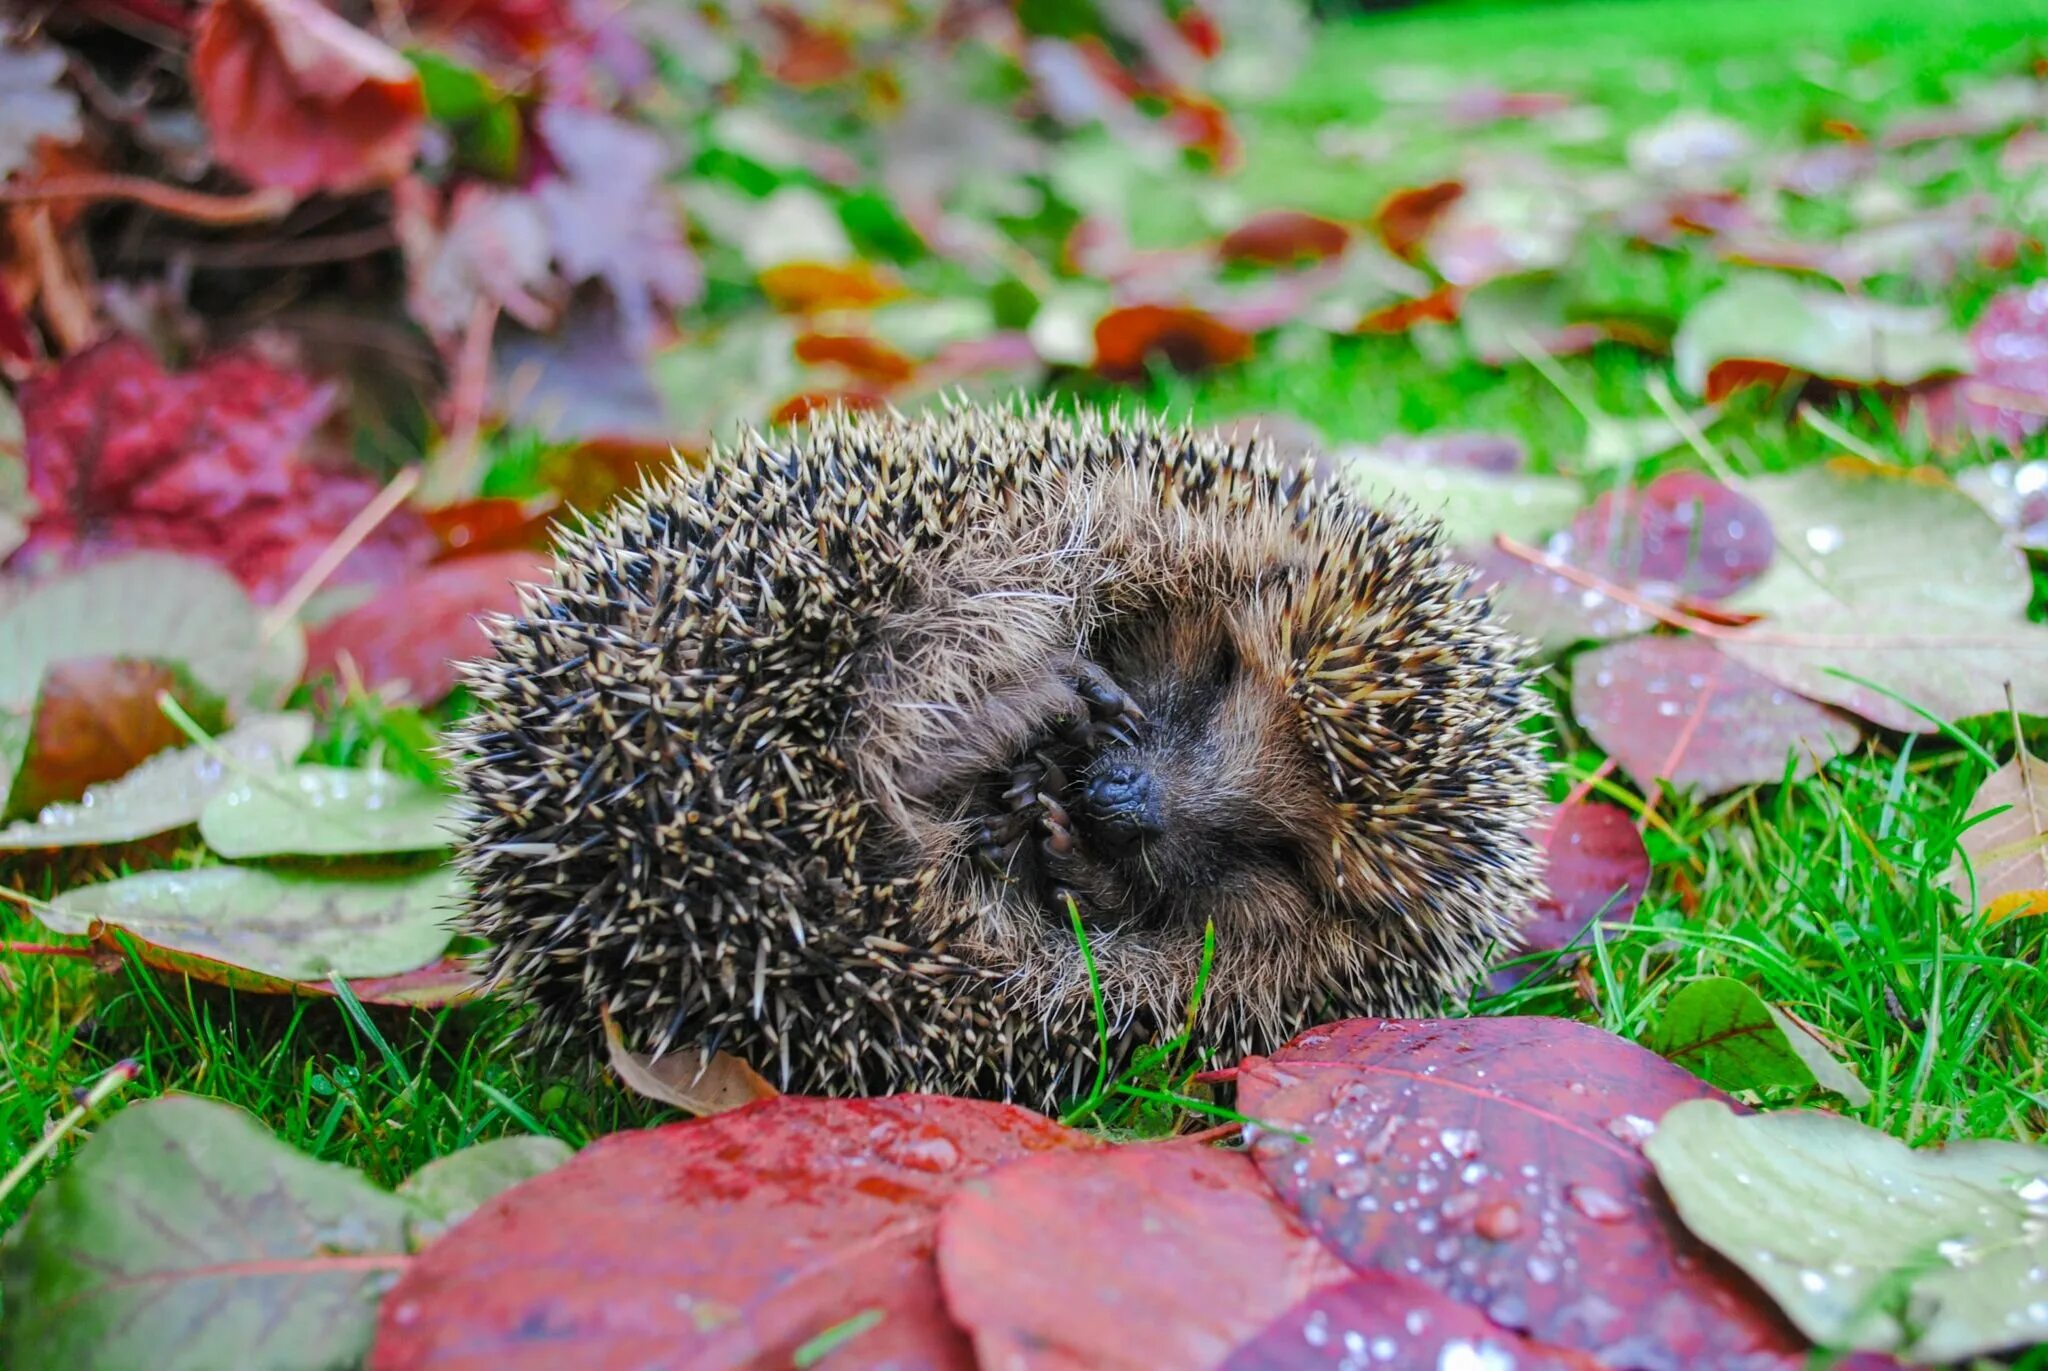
262;465;421;637
0;176;294;227
420;297;500;505
1796;402;1894;466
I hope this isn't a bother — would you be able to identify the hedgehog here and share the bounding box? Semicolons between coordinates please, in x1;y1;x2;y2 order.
453;404;1546;1109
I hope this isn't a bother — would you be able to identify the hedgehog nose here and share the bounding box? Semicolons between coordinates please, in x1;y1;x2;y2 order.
1081;762;1164;854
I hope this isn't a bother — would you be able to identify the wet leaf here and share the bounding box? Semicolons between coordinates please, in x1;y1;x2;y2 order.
1646;1100;2048;1362
1465;544;1657;656
1923;282;2048;451
1648;977;1871;1104
0;1095;413;1371
9;339;434;604
369;1097;1094;1370
1238;1016;1809;1367
303;551;547;706
1337;456;1581;548
397;1138;574;1237
1948;750;2048;922
44;866;460;980
1571;636;1859;796
200;764;459;858
1954;460;2048;551
1720;462;2048;730
7;658;224;821
936;1142;1351;1370
1674;277;1970;400
601;1008;779;1116
1498;799;1651;985
192;0;425;195
1093;303;1254;379
0;713;311;850
1563;472;1773;601
1222;1272;1601;1370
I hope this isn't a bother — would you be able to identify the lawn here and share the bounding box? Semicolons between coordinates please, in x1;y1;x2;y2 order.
5;0;2048;1312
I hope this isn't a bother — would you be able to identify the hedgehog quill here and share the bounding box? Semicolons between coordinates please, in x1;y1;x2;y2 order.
453;405;1546;1108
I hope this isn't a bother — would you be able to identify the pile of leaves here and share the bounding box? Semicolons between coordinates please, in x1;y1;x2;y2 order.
7;1015;2048;1367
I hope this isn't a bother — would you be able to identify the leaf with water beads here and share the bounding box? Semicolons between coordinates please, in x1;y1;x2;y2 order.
1222;1271;1602;1370
1237;1016;1813;1367
199;764;461;858
1646;1100;2048;1362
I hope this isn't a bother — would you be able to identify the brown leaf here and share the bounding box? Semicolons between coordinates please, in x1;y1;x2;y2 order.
192;0;425;195
1355;284;1461;334
1093;303;1253;379
600;1007;779;1116
1949;750;2048;922
792;331;917;385
757;260;902;313
1219;209;1351;266
1372;180;1464;261
10;658;219;820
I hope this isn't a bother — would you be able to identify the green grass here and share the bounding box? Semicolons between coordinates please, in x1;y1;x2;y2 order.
7;0;2048;1252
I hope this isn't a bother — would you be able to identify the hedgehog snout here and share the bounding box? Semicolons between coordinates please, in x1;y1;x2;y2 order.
1079;759;1164;855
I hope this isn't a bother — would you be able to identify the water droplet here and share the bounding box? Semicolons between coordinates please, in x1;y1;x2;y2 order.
1805;525;1843;554
1441;1191;1482;1221
1439;1128;1481;1159
1798;1270;1828;1294
1567;1184;1629;1223
1304;1310;1331;1347
1475;1201;1523;1240
1527;1254;1560;1283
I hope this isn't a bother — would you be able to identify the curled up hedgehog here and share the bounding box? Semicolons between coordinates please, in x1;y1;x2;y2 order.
454;405;1547;1108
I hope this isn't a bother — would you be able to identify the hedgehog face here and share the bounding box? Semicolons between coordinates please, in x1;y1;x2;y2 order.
969;607;1340;947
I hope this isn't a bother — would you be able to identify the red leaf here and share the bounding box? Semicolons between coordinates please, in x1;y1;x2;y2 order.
793;331;918;385
1222;1272;1602;1370
422;496;561;559
8;338;434;603
1092;304;1253;380
762;5;856;87
1562;472;1773;601
1373;181;1464;262
192;0;423;195
1921;283;2048;450
1703;358;1798;403
770;389;886;427
1571;636;1859;796
369;1096;1095;1371
1237;1017;1810;1367
407;0;574;58
1444;87;1576;127
1220;209;1352;266
1507;799;1651;977
304;551;545;705
936;1142;1351;1369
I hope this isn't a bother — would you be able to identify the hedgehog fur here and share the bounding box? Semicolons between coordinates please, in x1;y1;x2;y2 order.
454;404;1546;1108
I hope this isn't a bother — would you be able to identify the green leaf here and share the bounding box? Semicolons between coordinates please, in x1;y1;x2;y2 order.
0;714;311;850
1334;454;1583;548
199;764;460;858
1645;1099;2048;1362
44;866;459;980
408;48;522;179
1673;275;1972;397
1718;462;2048;730
0;1095;413;1371
1648;977;1870;1105
396;1136;575;1238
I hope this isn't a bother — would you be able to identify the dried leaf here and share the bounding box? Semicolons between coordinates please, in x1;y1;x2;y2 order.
600;1008;779;1116
1674;276;1971;400
8;658;223;821
1092;303;1253;379
1219;209;1351;265
192;0;425;194
1948;751;2048;922
1499;799;1651;984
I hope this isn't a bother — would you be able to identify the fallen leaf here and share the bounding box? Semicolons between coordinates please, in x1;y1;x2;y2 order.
422;497;561;558
792;331;917;385
0;713;311;850
7;658;224;821
9;339;435;603
192;0;425;194
532;105;700;346
368;1096;1094;1370
1954;459;2048;550
1501;799;1651;981
45;866;460;980
1372;180;1464;261
1881;76;2048;149
87;936;482;1006
936;1142;1352;1370
1674;276;1971;400
1627;111;1756;184
1336;456;1582;548
1222;1272;1602;1370
397;1137;574;1238
1464;544;1657;656
492;294;675;449
1646;1100;2048;1362
1427;185;1583;288
1948;750;2048;921
1093;303;1254;379
0;1094;414;1371
1571;636;1859;796
757;260;902;314
1355;284;1461;334
200;764;459;858
1648;977;1872;1105
1562;472;1774;601
1351;431;1526;475
1921;282;2048;452
302;550;547;706
1238;1017;1809;1367
1220;209;1351;265
601;1008;779;1116
1459;274;1611;366
396;180;557;342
